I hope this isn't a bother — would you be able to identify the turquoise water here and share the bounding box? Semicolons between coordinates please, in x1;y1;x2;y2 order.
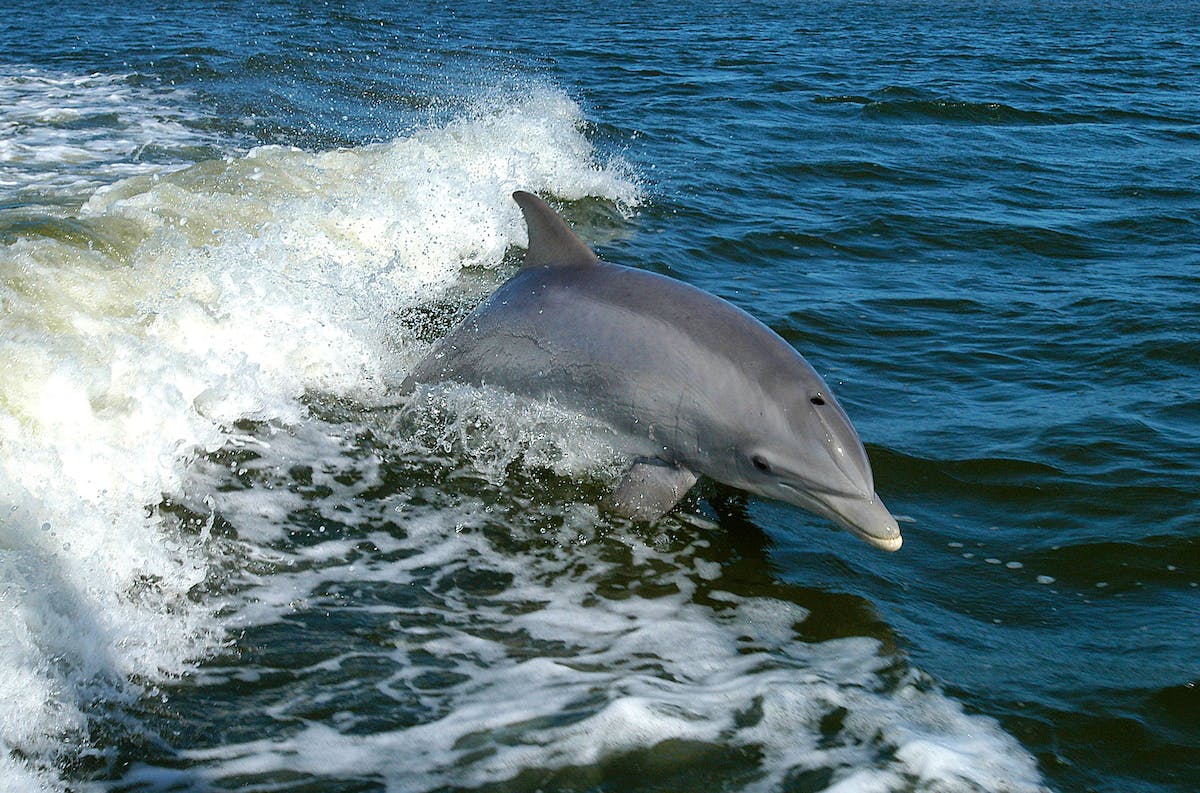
1;2;1196;791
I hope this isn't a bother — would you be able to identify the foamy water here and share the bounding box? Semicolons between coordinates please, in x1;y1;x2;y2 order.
0;74;638;790
118;409;1045;793
0;68;224;206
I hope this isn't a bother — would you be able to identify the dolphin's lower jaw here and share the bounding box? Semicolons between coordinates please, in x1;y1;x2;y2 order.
777;483;903;552
823;492;903;551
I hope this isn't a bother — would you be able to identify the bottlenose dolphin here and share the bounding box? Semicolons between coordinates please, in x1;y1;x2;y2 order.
402;191;902;551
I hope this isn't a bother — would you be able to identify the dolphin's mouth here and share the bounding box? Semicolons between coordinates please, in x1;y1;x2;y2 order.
851;522;904;552
778;482;903;552
823;491;903;552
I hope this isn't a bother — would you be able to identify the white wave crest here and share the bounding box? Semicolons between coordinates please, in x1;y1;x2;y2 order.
0;77;639;790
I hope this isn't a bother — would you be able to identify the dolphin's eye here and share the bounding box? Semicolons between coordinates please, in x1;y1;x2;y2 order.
809;394;826;406
751;455;771;473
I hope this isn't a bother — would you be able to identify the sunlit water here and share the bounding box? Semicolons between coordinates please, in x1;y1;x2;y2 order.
1;3;1196;792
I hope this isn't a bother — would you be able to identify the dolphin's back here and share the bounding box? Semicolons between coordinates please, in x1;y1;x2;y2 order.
407;258;811;447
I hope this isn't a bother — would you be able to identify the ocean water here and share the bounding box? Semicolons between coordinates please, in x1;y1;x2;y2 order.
1;2;1197;792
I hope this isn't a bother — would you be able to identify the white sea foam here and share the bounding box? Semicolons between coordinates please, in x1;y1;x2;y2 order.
0;75;638;790
152;417;1049;793
0;68;224;206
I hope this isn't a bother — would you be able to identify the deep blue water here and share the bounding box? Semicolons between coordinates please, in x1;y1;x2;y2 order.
1;2;1197;792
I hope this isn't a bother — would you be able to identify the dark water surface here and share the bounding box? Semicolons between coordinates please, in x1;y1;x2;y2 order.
1;2;1197;792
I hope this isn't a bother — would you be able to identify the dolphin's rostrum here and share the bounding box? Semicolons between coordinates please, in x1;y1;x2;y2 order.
402;191;902;551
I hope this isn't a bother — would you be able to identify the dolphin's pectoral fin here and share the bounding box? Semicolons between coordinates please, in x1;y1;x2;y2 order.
604;458;698;522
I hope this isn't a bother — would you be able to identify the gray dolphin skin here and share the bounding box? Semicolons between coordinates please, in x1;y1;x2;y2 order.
402;191;902;551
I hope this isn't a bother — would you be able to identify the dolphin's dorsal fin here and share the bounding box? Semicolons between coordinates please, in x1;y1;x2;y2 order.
513;191;599;269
